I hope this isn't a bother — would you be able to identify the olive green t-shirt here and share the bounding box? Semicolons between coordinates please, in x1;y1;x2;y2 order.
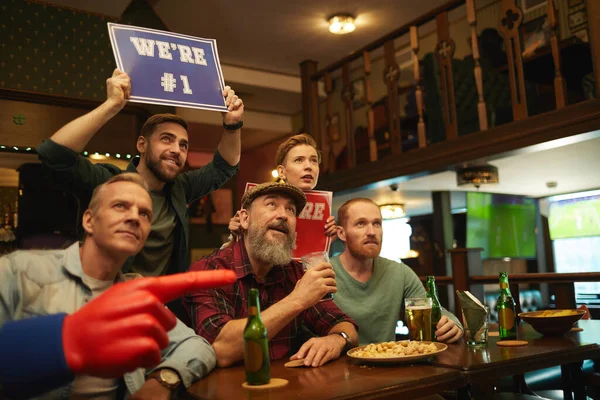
132;190;176;276
331;255;461;345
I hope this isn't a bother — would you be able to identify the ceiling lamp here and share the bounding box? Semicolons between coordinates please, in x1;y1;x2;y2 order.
379;203;406;220
456;164;499;189
328;14;356;35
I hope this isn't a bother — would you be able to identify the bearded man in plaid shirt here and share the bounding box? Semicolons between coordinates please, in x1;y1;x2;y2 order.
184;182;358;368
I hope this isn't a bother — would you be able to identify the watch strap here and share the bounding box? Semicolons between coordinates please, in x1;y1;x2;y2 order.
223;120;243;131
332;331;352;351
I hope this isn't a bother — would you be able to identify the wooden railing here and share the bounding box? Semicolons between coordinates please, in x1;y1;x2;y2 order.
301;0;600;190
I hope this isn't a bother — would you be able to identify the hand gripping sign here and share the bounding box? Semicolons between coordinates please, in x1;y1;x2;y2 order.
244;183;333;259
108;23;227;112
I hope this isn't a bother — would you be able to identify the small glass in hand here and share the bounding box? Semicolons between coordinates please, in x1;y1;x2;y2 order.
300;251;334;301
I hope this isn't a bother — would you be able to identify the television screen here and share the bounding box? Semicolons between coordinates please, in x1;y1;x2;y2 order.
549;195;600;239
466;192;537;259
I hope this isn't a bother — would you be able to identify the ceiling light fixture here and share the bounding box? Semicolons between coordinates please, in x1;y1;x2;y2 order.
379;203;406;220
328;14;356;35
456;164;499;189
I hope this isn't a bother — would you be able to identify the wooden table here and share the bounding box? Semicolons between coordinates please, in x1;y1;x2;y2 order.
187;357;466;400
431;320;600;399
186;321;599;399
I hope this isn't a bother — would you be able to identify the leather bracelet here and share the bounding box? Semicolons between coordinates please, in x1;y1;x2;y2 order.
223;120;243;131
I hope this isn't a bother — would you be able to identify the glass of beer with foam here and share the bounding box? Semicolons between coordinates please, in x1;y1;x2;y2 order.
405;298;433;341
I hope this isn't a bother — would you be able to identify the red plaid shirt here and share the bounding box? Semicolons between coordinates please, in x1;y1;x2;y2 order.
184;237;357;360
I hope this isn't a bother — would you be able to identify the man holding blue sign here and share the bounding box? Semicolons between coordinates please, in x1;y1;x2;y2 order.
37;68;244;282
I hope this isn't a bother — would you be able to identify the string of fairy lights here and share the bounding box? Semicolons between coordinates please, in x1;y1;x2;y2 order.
0;145;136;161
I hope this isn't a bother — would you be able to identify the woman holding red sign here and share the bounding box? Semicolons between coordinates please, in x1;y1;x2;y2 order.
225;134;337;242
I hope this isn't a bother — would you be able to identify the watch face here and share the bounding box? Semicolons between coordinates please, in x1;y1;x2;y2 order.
160;369;181;385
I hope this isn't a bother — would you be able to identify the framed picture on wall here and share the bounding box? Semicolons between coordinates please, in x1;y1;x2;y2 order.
568;10;587;31
567;0;587;36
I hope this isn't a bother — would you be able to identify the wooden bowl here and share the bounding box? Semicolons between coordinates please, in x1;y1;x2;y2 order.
519;310;585;336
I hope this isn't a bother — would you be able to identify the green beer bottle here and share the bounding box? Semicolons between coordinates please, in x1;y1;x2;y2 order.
243;288;270;385
425;276;442;341
497;272;518;340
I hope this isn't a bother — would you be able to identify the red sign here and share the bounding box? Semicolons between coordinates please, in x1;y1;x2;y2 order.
244;183;333;259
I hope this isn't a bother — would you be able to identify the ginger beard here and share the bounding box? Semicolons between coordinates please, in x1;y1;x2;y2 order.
346;232;382;260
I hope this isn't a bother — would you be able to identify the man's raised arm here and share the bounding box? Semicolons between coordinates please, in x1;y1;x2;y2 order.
50;69;130;152
216;86;244;167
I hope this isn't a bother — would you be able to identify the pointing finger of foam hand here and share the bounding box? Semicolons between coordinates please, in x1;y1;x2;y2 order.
146;270;237;303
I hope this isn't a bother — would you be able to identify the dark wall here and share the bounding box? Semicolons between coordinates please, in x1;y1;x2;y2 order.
1;0;172;114
407;212;466;276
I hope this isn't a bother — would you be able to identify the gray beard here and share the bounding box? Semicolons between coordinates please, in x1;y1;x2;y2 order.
247;225;296;266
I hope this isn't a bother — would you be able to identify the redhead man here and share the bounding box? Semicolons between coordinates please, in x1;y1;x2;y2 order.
332;198;463;345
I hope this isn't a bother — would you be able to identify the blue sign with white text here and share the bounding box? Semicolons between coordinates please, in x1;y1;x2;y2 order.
107;23;227;112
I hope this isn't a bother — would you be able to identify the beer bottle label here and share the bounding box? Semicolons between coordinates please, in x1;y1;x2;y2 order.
498;308;515;329
244;341;264;373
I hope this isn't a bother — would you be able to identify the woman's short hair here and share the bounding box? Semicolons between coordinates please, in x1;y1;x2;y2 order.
274;133;321;167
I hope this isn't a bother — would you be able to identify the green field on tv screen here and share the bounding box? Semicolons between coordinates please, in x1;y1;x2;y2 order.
466;192;537;259
549;197;600;239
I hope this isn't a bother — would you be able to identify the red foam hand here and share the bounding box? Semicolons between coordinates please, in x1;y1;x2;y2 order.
63;270;236;377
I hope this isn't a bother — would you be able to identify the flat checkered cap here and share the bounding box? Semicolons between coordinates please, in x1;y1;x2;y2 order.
241;182;307;216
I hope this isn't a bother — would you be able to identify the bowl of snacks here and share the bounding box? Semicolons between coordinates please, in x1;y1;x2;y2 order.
519;309;585;336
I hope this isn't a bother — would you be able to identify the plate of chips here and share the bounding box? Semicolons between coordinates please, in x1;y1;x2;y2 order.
347;340;448;364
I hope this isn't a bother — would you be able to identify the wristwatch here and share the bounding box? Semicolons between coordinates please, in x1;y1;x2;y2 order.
148;368;182;390
331;331;353;352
